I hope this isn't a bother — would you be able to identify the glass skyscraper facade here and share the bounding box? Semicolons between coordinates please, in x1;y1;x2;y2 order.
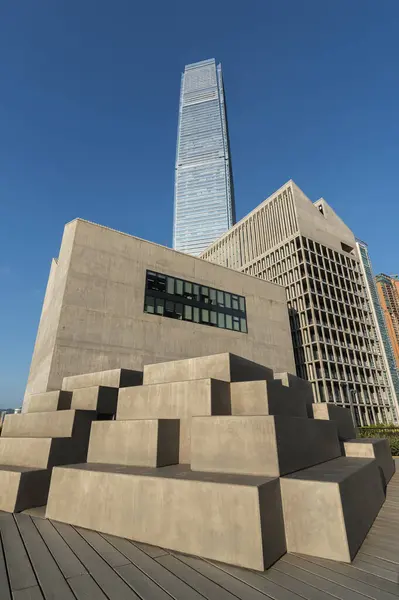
173;59;236;256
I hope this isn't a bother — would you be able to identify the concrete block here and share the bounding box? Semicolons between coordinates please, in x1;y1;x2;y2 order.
62;368;143;391
45;464;286;570
1;410;95;439
343;438;395;486
26;390;72;413
230;380;307;418
71;386;118;415
190;415;341;476
280;457;385;562
143;353;274;386
312;403;356;441
0;466;51;512
274;372;314;416
117;379;231;463
87;420;180;467
0;436;91;469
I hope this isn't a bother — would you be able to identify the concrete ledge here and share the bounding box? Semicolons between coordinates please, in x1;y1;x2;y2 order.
26;391;72;413
71;386;118;415
0;437;91;470
190;415;341;476
274;372;314;415
1;410;95;439
280;457;385;562
87;420;180;467
343;438;395;486
62;368;143;391
0;466;51;513
143;353;274;386
312;403;356;440
117;379;231;463
230;380;307;417
45;463;286;570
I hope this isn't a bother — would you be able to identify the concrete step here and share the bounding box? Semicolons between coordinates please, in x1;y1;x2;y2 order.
0;436;91;469
87;419;180;467
230;380;307;417
0;465;51;512
274;372;314;416
26;390;72;413
62;368;143;391
312;403;356;440
343;438;395;486
143;353;274;386
45;463;286;571
190;415;341;476
117;378;231;462
71;386;118;415
1;410;95;439
280;457;385;562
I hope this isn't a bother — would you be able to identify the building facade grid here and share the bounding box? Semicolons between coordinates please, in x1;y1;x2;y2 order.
202;183;398;425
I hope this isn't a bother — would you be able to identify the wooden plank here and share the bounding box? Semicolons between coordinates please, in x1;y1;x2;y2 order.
355;551;399;574
32;518;87;579
157;554;238;600
76;528;131;568
360;542;399;565
304;556;399;595
180;555;306;600
261;567;334;600
275;557;368;600
14;514;75;600
67;573;109;600
287;555;398;600
103;534;205;600
133;541;169;559
13;587;44;599
51;521;140;600
0;514;37;591
116;563;174;600
0;528;11;600
350;558;398;584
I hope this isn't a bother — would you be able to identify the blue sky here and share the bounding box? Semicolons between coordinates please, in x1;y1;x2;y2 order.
1;0;398;406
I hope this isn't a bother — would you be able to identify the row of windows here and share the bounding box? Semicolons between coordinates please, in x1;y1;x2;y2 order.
144;296;247;332
144;271;248;334
146;272;246;311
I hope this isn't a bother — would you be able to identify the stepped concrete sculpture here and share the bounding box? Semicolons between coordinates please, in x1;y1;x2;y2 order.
312;402;356;440
43;353;393;570
343;438;394;486
0;368;142;512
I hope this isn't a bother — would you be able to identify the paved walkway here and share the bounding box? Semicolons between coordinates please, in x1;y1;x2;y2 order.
1;460;398;599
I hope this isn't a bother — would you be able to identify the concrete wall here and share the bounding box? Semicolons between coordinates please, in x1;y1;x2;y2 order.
24;223;77;402
292;182;357;254
23;219;295;410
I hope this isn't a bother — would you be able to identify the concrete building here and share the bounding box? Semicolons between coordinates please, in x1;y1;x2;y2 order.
202;180;399;425
173;59;236;256
376;273;399;369
23;218;295;411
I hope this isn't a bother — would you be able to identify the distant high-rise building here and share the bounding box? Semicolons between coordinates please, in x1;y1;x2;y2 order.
202;180;399;425
357;243;399;417
173;59;236;256
376;273;399;369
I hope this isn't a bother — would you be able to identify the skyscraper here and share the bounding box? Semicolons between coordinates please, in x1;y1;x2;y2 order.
376;273;399;369
202;180;399;424
173;59;236;256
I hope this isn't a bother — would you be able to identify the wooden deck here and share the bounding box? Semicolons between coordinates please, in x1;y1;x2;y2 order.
1;461;398;599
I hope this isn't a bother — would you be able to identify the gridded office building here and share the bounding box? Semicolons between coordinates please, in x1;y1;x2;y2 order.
202;180;399;425
173;59;236;256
